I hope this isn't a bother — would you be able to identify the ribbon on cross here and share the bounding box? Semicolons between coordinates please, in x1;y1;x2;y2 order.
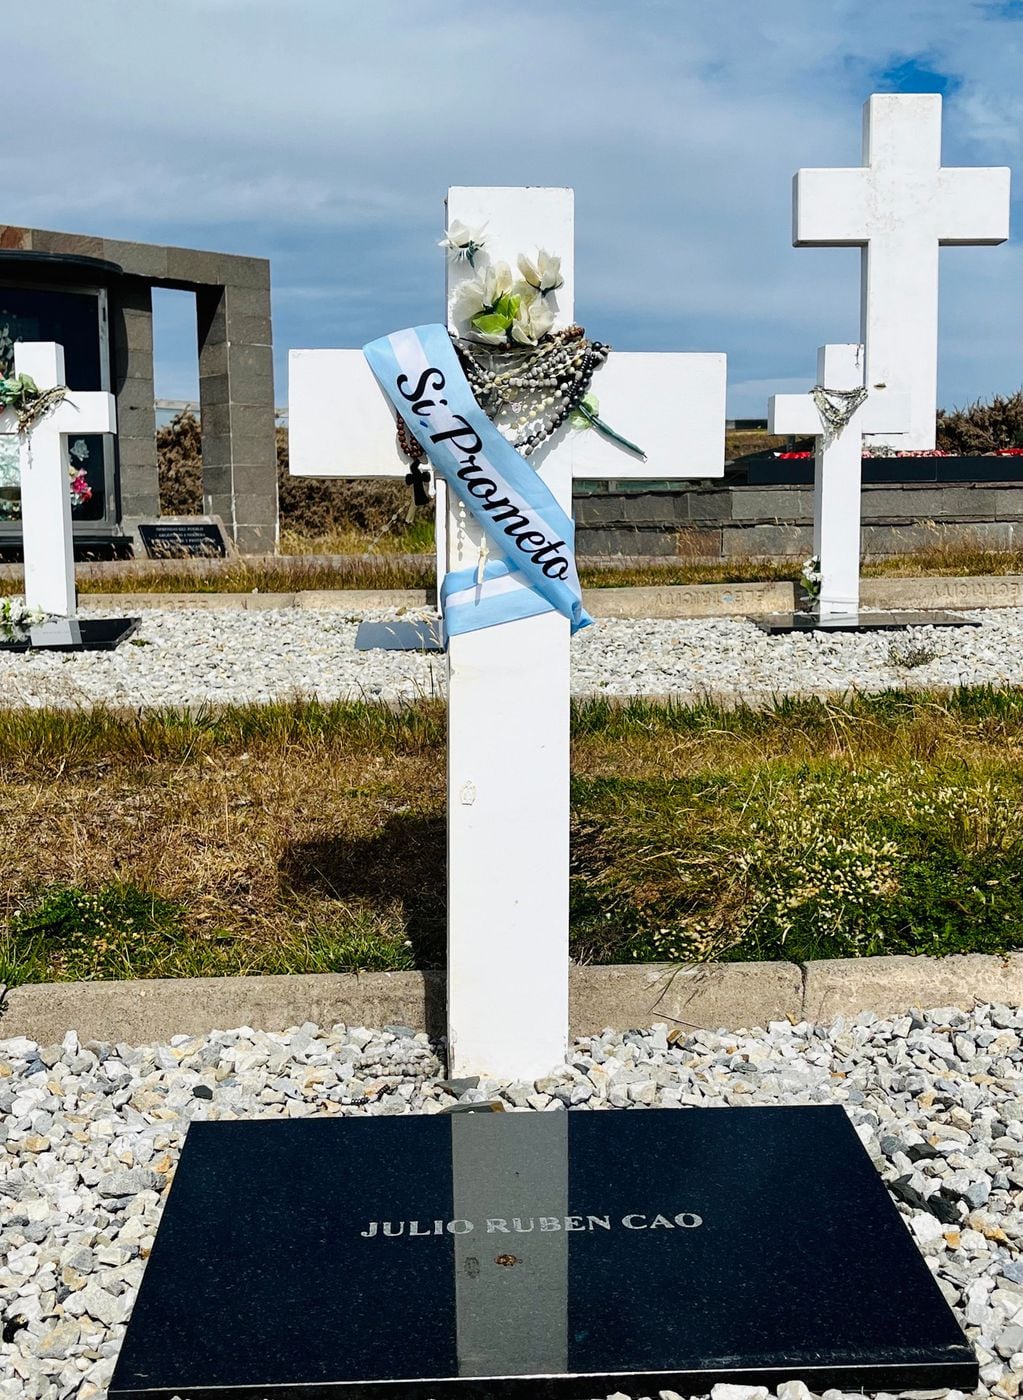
363;324;592;639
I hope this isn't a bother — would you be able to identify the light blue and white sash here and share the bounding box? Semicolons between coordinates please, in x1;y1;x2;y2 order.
363;324;592;639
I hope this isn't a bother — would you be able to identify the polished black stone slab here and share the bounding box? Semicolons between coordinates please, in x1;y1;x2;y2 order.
109;1106;975;1399
0;617;140;651
355;618;445;652
753;609;980;635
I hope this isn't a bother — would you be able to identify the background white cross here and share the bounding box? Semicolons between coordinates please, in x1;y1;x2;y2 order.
0;342;116;618
793;93;1010;450
769;343;909;618
290;186;726;1078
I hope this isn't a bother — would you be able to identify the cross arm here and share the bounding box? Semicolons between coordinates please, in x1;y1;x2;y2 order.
1;394;115;438
768;391;821;435
288;348;411;478
568;352;726;481
48;392;116;437
793;167;871;245
935;166;1011;245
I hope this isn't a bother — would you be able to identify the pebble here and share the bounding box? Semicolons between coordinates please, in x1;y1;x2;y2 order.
0;604;1021;707
2;1005;1021;1399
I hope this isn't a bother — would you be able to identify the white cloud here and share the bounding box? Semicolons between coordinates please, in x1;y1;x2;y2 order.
5;0;1020;414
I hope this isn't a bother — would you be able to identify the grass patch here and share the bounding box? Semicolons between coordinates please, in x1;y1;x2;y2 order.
0;690;1021;983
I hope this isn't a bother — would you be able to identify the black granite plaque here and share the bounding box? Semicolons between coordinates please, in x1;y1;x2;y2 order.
355;618;445;652
138;519;228;559
752;609;981;635
108;1106;975;1399
0;617;140;651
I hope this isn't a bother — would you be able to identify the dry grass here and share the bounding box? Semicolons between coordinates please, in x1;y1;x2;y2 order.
2;541;1019;600
2;689;1023;982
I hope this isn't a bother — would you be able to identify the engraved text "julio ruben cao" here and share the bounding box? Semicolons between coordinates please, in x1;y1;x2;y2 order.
360;1212;703;1238
396;367;571;581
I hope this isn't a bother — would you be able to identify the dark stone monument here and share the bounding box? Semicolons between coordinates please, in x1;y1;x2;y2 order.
109;1106;975;1399
752;609;981;635
137;516;231;559
0;616;140;652
355;618;445;652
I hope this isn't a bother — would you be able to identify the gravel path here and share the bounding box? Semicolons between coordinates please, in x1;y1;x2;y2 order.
0;605;1021;708
2;1004;1021;1399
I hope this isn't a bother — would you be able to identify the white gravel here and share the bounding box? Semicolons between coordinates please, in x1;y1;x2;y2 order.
2;1004;1022;1399
0;605;1020;708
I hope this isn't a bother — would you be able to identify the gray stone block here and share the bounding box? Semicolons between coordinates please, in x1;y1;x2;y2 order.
32;229;105;259
684;488;734;523
103;238;168;278
218;255;271;289
991;489;1023;520
234;490;279;526
224;313;273;346
622;494;679;525
198;374;231;409
721;523;810;557
729;486;811;522
231;462;278;497
575;498;626;527
165;244;224;284
219;283;274;319
235;520;278;553
0;224;31;250
802;953;1023;1024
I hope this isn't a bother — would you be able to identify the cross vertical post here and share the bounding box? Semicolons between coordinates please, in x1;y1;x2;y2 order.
443;187;575;1080
769;343;909;618
0;342;116;618
793;94;1010;449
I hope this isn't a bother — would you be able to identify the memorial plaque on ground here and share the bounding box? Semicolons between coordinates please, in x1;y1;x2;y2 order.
137;516;230;559
753;610;981;635
109;1106;975;1399
0;617;140;652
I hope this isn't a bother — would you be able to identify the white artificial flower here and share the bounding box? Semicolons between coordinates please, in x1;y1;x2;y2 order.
451;261;514;322
438;220;488;265
510;287;555;346
517;248;564;296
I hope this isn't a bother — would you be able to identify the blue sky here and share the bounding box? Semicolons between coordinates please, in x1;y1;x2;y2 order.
7;0;1022;417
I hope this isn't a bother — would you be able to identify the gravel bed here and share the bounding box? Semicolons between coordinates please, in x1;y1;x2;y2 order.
0;605;1021;708
2;1004;1022;1399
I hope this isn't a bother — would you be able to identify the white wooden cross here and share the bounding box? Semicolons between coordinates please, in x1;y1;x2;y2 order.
290;186;725;1079
769;343;908;618
0;342;116;618
794;93;1010;449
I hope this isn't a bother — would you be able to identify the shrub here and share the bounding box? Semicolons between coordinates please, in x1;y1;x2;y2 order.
157;411;409;540
936;389;1023;454
2;882;186;983
570;764;1023;965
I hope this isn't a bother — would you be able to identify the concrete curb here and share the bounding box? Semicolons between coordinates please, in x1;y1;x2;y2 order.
2;954;1020;1048
74;574;1023;619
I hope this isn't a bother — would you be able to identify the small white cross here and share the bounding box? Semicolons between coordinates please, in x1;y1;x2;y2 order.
794;93;1010;449
290;187;726;1079
769;343;909;618
0;343;116;617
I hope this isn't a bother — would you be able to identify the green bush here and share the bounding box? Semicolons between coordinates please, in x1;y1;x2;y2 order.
1;883;186;984
936;389;1023;454
570;764;1023;965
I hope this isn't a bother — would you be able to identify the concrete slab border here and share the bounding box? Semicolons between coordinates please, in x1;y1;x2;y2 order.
66;574;1023;618
2;954;1019;1047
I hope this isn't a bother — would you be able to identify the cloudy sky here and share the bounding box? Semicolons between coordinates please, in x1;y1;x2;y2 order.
7;0;1021;416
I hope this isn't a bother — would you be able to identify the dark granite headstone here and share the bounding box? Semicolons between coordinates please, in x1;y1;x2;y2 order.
109;1106;975;1399
355;618;445;652
752;609;980;635
0;617;140;651
137;517;229;559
